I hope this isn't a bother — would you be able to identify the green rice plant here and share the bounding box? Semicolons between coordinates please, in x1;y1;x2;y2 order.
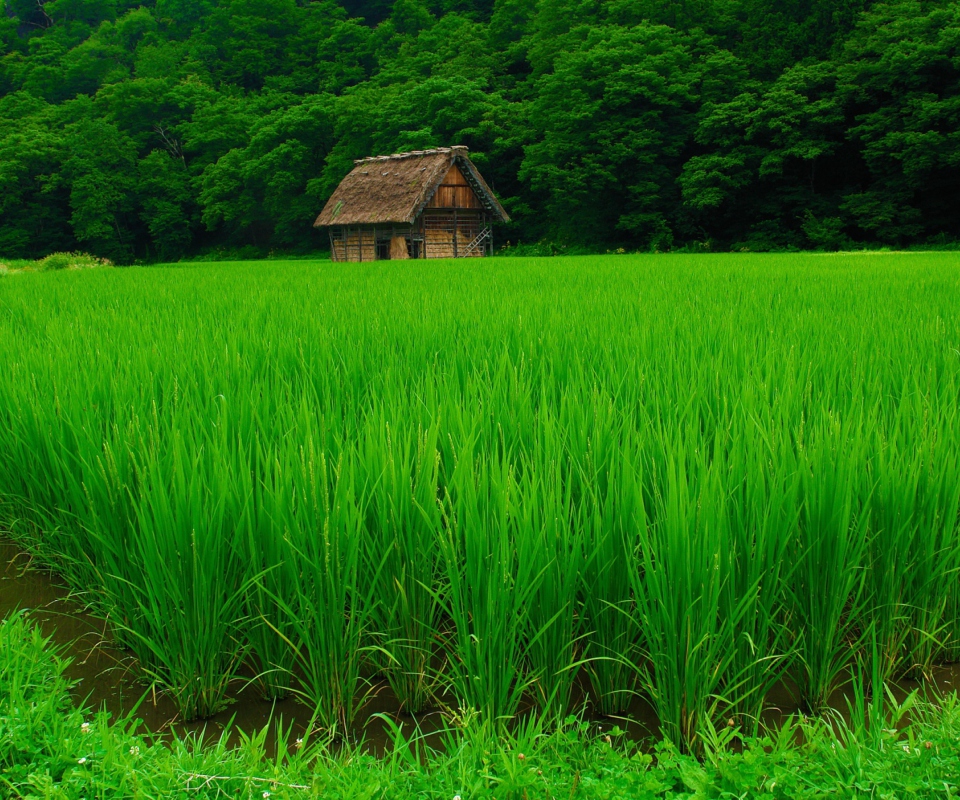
939;437;960;665
578;472;641;716
358;417;443;714
863;421;960;683
719;418;798;730
889;415;960;677
274;439;375;735
517;448;583;722
241;434;299;701
573;407;641;717
0;386;99;581
911;403;960;669
632;445;761;754
789;426;871;713
261;438;380;735
79;433;152;654
117;430;250;721
861;478;910;682
943;591;960;664
435;437;543;724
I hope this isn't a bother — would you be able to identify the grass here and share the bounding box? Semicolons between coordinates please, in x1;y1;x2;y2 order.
0;253;958;756
5;609;960;798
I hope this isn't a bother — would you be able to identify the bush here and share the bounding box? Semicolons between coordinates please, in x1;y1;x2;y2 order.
37;252;113;271
802;211;853;251
0;252;114;273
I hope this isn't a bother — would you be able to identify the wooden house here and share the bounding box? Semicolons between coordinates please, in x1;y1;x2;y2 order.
314;146;510;261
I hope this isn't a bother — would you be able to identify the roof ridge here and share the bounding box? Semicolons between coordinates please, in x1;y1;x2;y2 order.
315;145;509;228
353;145;468;165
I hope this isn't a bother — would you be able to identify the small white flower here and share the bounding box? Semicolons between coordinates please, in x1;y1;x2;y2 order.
80;722;91;733
263;793;271;799
454;795;462;800
78;757;87;765
295;737;303;749
902;745;910;753
129;746;140;756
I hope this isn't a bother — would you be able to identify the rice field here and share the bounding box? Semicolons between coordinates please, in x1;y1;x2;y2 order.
0;253;958;753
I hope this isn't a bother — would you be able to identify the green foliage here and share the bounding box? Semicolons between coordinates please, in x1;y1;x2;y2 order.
521;23;738;249
0;612;78;785
1;0;959;259
60;112;138;261
199;94;335;250
837;0;960;243
138;149;196;261
4;609;960;797
0;2;20;59
38;250;112;269
0;250;112;271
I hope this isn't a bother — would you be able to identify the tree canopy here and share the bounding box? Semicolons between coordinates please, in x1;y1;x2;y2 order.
1;0;957;260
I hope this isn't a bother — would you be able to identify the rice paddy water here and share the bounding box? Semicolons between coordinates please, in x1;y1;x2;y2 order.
0;253;958;752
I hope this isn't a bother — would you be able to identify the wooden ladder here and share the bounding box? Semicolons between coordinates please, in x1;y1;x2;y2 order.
459;227;491;258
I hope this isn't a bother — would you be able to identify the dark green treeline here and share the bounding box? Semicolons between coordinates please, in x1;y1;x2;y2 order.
1;0;958;261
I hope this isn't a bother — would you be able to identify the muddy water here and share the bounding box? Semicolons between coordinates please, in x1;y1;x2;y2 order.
3;539;958;756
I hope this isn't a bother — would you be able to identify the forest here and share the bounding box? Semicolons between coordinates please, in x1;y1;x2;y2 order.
1;0;958;261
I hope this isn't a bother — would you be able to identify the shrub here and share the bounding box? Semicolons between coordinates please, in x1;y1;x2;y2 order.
37;252;113;271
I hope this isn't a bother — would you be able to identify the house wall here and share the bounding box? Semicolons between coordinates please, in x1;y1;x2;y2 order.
421;210;487;258
426;164;484;210
330;225;415;261
328;205;493;261
330;228;376;262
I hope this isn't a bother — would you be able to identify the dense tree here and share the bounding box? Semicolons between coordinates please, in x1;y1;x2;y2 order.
678;0;960;249
680;62;854;249
0;93;75;256
837;0;960;243
0;0;957;260
59;104;139;260
522;24;743;249
199;94;335;249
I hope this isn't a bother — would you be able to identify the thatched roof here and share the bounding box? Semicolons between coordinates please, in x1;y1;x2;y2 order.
313;146;510;227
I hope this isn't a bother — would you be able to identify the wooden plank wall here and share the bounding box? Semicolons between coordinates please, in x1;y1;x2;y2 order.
427;165;483;210
331;229;376;261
